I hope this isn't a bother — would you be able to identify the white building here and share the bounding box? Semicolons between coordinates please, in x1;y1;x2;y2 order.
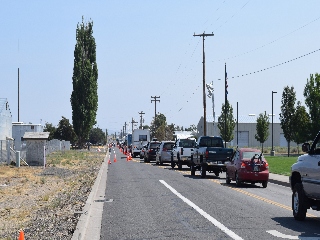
12;122;43;150
197;114;292;148
0;98;12;140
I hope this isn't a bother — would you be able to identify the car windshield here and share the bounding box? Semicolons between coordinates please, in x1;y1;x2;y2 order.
150;143;161;148
242;151;261;159
179;139;196;147
199;138;223;147
163;143;174;150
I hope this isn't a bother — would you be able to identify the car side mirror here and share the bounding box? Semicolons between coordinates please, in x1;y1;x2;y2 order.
302;142;310;152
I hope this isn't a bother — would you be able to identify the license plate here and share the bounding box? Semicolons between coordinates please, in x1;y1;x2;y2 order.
253;166;259;172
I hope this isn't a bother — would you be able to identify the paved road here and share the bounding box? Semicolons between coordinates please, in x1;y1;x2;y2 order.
74;147;320;239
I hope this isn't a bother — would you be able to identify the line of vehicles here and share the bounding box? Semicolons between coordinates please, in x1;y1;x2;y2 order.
113;129;320;221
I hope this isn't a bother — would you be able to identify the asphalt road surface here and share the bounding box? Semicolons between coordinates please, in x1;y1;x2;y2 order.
100;147;320;240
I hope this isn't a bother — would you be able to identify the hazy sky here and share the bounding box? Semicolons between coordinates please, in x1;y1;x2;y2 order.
1;1;319;134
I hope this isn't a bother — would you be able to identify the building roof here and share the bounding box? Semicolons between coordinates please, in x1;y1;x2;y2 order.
23;132;50;140
205;114;281;124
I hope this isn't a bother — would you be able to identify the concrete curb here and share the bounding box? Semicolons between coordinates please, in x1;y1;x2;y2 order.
72;151;109;240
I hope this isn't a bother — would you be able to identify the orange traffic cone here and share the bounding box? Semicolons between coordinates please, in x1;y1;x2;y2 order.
18;229;25;240
129;153;132;160
114;154;117;162
108;159;112;164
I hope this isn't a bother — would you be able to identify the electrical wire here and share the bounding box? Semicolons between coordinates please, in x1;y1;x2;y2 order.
214;15;320;62
230;48;320;79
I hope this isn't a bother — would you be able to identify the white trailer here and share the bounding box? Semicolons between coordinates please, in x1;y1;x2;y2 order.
132;129;150;157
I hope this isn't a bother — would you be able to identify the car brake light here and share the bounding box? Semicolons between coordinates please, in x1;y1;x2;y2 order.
205;150;209;159
241;161;246;168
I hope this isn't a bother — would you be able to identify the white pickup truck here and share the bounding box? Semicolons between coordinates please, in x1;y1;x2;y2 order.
290;131;320;221
171;138;196;170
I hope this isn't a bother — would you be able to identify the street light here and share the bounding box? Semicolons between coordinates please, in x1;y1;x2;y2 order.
271;91;277;156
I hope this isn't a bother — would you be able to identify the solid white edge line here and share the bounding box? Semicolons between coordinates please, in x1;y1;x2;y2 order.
159;180;244;240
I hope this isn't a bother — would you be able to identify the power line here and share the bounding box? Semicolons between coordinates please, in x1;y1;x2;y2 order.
214;15;320;62
230;48;320;79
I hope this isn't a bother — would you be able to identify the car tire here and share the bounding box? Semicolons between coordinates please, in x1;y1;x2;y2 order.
171;156;175;169
235;172;241;187
177;155;182;170
292;183;308;221
159;157;163;165
226;171;231;184
191;164;195;176
200;164;207;178
262;181;268;188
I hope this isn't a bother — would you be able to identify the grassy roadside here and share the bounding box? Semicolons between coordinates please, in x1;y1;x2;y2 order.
265;155;300;176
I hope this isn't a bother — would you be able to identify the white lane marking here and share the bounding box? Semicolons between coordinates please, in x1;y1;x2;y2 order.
159;180;244;240
267;230;299;239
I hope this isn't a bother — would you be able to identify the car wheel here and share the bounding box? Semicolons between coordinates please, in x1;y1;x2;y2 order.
191;164;195;176
235;172;241;187
262;181;267;188
200;164;206;178
177;155;182;170
292;183;308;221
226;171;231;184
159;157;163;165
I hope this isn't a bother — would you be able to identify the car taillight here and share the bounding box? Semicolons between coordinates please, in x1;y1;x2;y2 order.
205;150;209;159
241;161;247;168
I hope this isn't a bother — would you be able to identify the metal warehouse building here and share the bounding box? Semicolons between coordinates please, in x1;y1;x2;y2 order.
196;114;293;148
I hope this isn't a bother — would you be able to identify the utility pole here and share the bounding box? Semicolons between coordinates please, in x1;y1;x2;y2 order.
131;117;138;132
151;96;160;121
124;122;127;136
193;32;214;136
224;63;228;148
138;111;145;129
18;68;20;122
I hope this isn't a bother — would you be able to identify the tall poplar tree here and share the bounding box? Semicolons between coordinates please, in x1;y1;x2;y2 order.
255;112;269;153
292;101;310;154
217;100;235;145
303;73;320;139
71;17;98;147
279;86;296;157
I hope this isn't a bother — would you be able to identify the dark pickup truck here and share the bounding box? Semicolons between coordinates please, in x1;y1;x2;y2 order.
191;136;234;178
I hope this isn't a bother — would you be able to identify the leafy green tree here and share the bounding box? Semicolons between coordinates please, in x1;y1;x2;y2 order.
54;116;77;144
254;112;269;153
71;17;98;148
142;125;149;130
90;127;106;145
149;113;175;141
303;73;320;139
185;124;197;132
217;100;235;145
166;123;175;140
292;101;311;154
44;122;56;141
279;86;296;157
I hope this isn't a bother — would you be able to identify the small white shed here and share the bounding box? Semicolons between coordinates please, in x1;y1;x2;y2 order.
23;132;49;166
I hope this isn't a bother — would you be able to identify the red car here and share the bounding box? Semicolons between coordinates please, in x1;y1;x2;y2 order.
225;148;269;188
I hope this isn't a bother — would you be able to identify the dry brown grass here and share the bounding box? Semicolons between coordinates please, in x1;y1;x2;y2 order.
0;149;106;239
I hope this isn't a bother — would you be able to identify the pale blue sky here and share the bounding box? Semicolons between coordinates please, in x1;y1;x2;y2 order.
1;1;319;134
